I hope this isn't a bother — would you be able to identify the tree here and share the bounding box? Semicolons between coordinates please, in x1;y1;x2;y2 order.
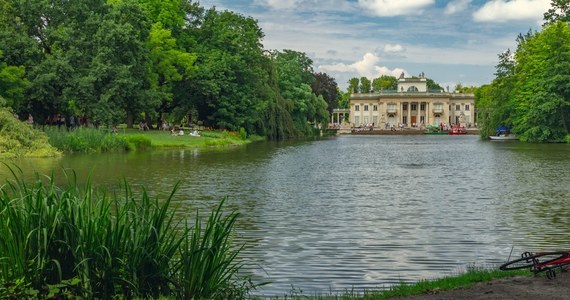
348;77;359;93
512;21;570;141
426;78;444;91
311;72;338;113
372;75;397;92
544;0;570;25
359;77;371;93
0;51;28;110
184;8;268;132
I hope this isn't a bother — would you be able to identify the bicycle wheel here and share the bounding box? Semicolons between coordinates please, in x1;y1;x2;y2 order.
499;251;568;271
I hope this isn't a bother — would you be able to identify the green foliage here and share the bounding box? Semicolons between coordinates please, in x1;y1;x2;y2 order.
0;166;259;299
311;72;339;113
359;77;371;93
372;75;397;92
0;0;338;140
348;77;359;93
0;108;60;158
44;127;131;153
479;19;570;142
0;51;28;110
543;0;570;24
124;133;152;150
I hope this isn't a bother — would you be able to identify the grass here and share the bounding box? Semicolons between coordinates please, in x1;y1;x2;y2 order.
0;165;259;299
365;267;528;299
124;128;260;148
257;267;529;300
43;126;265;153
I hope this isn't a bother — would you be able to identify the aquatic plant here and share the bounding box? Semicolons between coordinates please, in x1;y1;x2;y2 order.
0;165;257;299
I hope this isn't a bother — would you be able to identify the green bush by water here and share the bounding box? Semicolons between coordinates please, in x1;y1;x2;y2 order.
0;109;60;158
0;166;258;299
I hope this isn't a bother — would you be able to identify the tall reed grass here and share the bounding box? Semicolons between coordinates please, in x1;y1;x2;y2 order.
43;127;150;153
0;165;258;299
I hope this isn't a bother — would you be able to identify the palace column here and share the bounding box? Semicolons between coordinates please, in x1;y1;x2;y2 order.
426;102;430;125
407;102;411;127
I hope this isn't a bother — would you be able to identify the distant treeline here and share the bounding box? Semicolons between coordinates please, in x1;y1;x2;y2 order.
0;0;340;139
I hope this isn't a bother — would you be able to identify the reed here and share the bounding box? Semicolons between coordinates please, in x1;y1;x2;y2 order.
43;127;132;153
0;165;257;299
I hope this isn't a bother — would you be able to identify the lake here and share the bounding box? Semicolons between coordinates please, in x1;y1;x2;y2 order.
2;135;570;296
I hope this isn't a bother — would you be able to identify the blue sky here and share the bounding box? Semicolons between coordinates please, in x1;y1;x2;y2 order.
197;0;550;91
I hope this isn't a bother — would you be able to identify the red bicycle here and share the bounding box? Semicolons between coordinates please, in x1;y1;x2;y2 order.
499;251;570;279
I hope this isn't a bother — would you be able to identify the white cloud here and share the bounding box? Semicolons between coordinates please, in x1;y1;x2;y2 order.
255;0;301;10
384;43;404;53
357;0;435;17
473;0;550;23
444;0;472;15
318;53;406;79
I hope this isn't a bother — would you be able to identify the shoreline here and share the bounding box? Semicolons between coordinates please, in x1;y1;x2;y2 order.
337;128;480;136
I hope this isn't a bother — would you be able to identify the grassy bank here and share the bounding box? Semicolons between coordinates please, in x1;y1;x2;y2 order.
43;126;265;153
263;267;528;299
0;166;260;299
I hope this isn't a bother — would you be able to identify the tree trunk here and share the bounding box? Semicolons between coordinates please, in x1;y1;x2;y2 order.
127;112;134;129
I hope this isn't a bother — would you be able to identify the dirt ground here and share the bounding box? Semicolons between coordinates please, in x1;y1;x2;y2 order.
390;271;570;300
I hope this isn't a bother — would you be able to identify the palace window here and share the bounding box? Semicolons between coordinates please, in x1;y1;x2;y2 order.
373;105;378;111
420;116;425;123
411;104;417;111
403;104;408;110
456;104;460;111
355;105;360;111
465;104;470;111
364;105;369;111
420;104;426;111
407;86;419;92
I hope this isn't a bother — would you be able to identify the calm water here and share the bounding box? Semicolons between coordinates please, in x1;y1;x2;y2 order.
2;135;570;295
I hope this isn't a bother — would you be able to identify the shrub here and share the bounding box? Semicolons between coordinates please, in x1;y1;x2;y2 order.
0;108;60;158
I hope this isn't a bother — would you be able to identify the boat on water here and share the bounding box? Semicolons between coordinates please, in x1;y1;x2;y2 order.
489;134;518;140
423;125;447;135
448;125;467;135
490;126;518;140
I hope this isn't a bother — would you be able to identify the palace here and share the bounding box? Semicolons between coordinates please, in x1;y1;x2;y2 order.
338;73;476;129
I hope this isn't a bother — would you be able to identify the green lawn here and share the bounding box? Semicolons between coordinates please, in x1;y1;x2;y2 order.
120;128;261;148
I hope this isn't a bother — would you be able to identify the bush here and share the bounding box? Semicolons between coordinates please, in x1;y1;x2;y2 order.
0;108;60;158
0;166;259;299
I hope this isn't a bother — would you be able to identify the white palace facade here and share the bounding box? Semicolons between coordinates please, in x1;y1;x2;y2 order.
346;73;476;128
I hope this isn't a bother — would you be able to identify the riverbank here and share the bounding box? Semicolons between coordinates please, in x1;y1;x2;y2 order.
121;128;265;148
389;271;570;300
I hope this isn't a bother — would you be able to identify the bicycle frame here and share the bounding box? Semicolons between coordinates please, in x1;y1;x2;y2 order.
500;251;570;279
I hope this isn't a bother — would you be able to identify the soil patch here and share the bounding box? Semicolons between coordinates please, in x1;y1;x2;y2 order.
390;271;570;300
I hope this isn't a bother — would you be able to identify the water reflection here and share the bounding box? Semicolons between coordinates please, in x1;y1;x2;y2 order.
1;136;570;296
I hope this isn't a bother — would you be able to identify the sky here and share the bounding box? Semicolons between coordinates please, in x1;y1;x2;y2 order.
197;0;551;91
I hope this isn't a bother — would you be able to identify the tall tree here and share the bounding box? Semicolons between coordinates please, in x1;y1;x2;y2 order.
359;77;371;93
311;72;338;113
186;8;267;131
348;77;359;93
